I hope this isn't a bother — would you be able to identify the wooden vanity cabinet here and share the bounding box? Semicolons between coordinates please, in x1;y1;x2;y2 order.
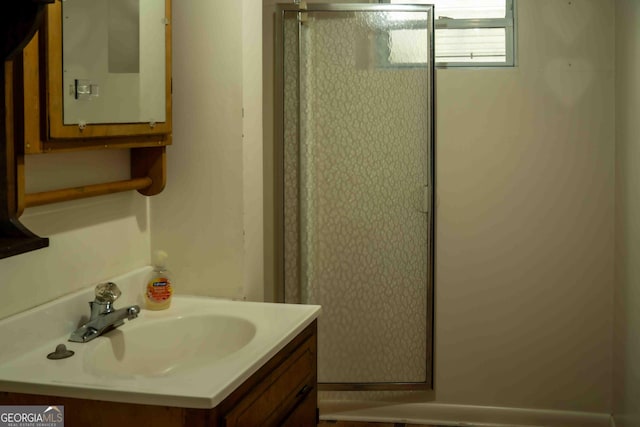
0;321;318;427
212;320;318;426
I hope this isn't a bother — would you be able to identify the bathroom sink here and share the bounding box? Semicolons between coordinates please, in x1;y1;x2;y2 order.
0;267;320;408
86;314;257;377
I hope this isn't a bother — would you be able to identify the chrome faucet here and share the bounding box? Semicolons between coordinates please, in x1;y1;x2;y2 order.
69;282;140;343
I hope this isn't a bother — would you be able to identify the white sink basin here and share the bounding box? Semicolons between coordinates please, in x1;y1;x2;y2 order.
86;314;257;378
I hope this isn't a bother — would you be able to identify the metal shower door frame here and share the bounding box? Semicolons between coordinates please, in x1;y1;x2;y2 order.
274;2;436;391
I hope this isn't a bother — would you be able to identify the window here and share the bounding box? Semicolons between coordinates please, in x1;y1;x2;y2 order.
387;0;516;67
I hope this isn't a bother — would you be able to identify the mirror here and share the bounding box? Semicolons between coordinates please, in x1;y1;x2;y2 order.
61;0;166;125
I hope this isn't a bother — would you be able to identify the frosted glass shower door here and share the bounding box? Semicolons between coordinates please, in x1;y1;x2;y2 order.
277;4;435;388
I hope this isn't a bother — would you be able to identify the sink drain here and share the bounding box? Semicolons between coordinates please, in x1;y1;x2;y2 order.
47;344;74;360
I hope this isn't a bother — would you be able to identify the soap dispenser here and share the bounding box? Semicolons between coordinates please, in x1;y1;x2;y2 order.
145;250;173;310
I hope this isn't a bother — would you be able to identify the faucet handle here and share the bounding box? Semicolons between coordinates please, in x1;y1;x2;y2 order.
94;282;121;303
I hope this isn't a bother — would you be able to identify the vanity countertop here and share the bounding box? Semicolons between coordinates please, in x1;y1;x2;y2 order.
0;268;320;409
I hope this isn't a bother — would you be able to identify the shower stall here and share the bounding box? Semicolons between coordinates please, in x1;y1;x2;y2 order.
274;3;435;390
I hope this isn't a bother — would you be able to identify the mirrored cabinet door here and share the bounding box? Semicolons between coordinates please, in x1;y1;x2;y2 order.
22;0;172;150
61;0;167;127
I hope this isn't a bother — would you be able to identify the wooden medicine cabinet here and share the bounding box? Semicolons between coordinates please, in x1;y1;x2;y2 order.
16;0;172;209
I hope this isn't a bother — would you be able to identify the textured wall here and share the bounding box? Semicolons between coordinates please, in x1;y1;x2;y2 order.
613;0;640;425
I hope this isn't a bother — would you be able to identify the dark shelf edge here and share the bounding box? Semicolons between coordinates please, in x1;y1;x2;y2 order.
0;218;49;259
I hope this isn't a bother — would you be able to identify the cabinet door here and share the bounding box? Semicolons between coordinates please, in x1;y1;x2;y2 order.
223;339;315;426
43;0;172;141
280;388;317;426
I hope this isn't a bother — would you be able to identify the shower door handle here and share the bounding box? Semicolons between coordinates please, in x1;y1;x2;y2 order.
420;185;430;214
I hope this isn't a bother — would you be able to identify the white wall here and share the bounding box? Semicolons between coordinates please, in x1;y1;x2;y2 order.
150;0;263;301
264;0;615;413
435;0;614;411
613;0;640;425
243;0;265;302
0;150;151;320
